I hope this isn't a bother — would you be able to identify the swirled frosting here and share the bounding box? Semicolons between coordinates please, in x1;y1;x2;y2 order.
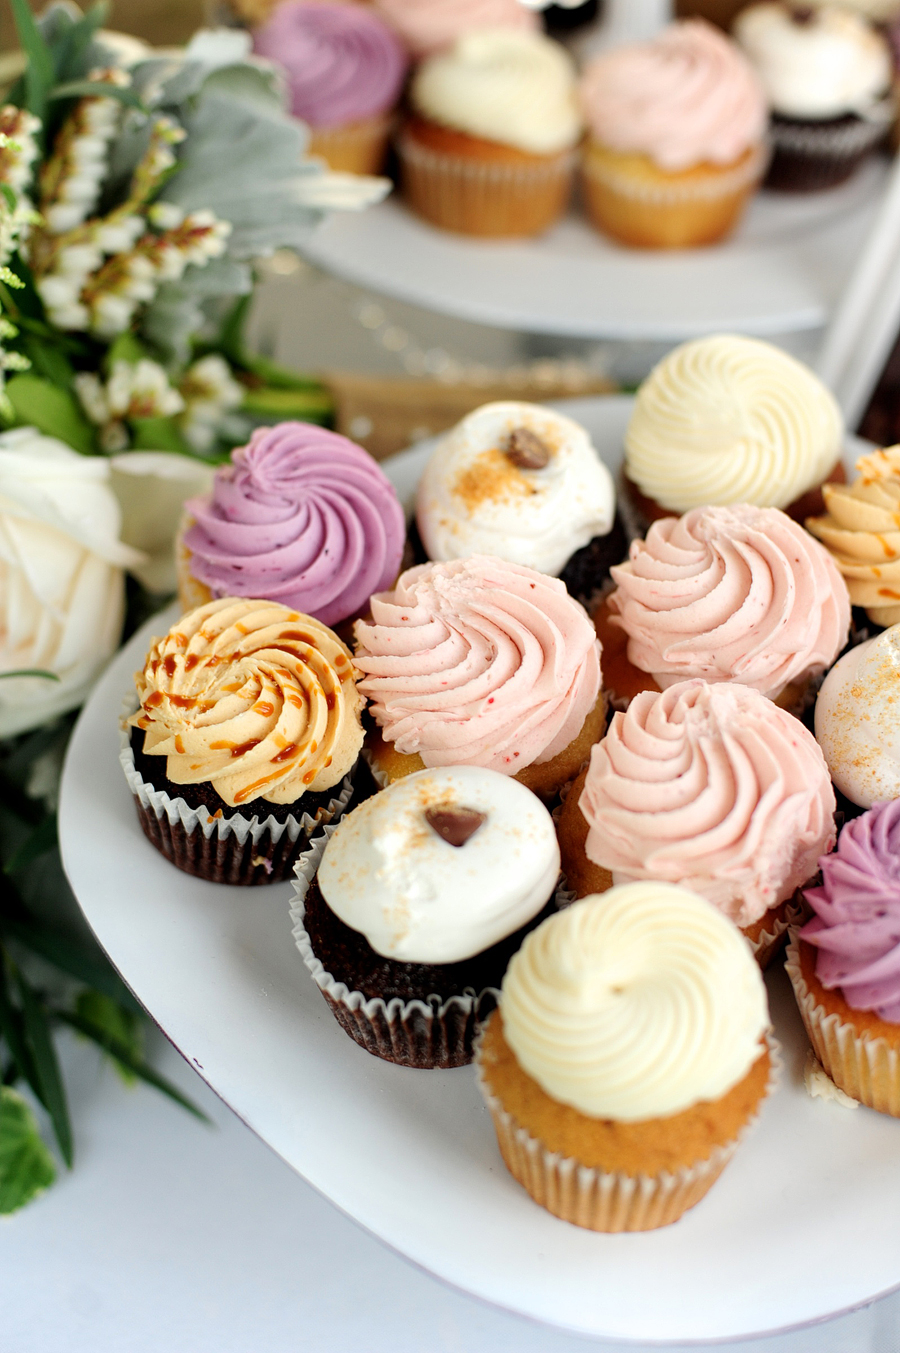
501;882;770;1121
580;21;766;172
129;598;363;807
252;1;408;128
182;422;405;630
580;680;835;928
415;401;615;577
353;555;601;773
318;766;559;962
373;0;538;58
609;504;850;700
815;627;900;808
625;336;844;514
802;800;900;1022
807;446;900;628
411;30;582;155
734;4;891;120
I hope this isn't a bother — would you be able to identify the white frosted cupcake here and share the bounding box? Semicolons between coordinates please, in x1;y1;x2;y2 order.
815;624;900;807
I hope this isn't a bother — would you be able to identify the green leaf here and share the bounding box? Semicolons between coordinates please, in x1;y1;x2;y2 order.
129;416;194;456
0;918;142;1016
4;374;95;453
241;386;332;421
0;959;40;1103
4;814;58;876
9;0;54;125
75;991;143;1086
16;970;73;1166
239;352;323;393
105;331;149;371
53;2;111;86
0;669;60;681
20;334;75;388
0;1087;56;1214
0;184;16;213
49;81;145;111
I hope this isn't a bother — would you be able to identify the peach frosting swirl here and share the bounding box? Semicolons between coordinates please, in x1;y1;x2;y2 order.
353;556;601;774
609;504;850;700
579;680;836;928
129;598;363;808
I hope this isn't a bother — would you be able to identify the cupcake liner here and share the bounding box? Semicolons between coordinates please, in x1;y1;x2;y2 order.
786;936;900;1117
766;110;889;192
121;694;354;886
475;1027;780;1232
361;743;391;790
582;142;768;206
309;113;393;176
746;890;808;970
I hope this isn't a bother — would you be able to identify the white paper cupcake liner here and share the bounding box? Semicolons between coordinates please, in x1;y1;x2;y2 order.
361;743;391;790
583;142;768;205
399;132;577;186
746;890;808;970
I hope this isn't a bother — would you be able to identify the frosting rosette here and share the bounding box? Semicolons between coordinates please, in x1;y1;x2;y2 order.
807;446;900;627
802;800;900;1022
625;336;843;514
580;20;766;172
353;555;601;773
182;422;405;629
129;597;363;807
374;0;538;57
580;680;835;927
253;1;408;128
609;503;850;699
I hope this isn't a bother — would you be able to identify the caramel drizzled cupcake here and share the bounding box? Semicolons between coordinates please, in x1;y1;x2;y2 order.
122;598;363;883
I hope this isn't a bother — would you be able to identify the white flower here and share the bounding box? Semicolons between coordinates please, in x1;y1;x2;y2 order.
90;291;136;337
0;427;144;737
109;450;215;592
153;243;187;281
179;355;244;452
292;171;390;212
107;359;185;419
56;242;103;277
94;214;144;253
73;371;110;424
148;202;184;231
49;301;90;330
43;202;86;234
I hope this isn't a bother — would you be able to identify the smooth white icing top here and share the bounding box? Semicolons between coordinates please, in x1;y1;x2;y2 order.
625;335;843;513
415;401;615;577
501;882;769;1121
734;4;891;119
317;766;560;963
815;627;900;808
411;29;582;154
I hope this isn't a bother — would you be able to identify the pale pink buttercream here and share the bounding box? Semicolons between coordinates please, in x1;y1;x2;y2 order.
373;0;537;57
353;555;601;773
580;20;767;171
609;504;850;700
580;680;835;927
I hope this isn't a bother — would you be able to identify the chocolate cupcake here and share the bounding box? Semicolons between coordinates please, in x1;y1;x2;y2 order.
290;765;562;1067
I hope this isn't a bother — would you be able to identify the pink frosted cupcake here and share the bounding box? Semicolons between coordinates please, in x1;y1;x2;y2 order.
373;0;538;58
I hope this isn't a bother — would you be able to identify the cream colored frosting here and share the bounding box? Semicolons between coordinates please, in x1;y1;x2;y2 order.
501;882;770;1121
374;0;538;58
354;555;601;774
411;29;582;155
580;680;835;928
734;4;891;120
807;446;900;628
130;597;363;807
625;335;844;514
415;401;615;577
318;766;559;963
815;626;900;808
580;20;766;172
609;504;850;700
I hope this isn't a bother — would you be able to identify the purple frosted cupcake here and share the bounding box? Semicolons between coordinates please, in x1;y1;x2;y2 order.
253;0;408;174
177;422;406;632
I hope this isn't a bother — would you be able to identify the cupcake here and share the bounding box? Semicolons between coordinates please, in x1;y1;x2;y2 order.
121;598;363;884
414;401;623;602
557;680;835;967
734;3;893;193
398;30;582;238
815;624;900;807
476;882;775;1231
353;555;604;798
252;0;408;175
807;445;900;629
579;21;768;250
177;422;406;634
290;765;561;1067
786;798;900;1116
593;503;850;714
624;335;846;525
373;0;538;58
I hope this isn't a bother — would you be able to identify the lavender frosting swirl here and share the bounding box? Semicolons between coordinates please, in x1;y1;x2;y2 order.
803;800;900;1023
253;1;408;128
183;422;406;629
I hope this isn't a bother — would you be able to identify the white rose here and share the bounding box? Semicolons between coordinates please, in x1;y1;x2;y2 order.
0;428;144;738
109;451;215;593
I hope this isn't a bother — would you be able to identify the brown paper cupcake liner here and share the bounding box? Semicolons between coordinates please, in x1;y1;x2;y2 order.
785;935;900;1116
475;1029;780;1232
766;108;890;192
309;113;393;176
120;695;354;886
582;141;769;205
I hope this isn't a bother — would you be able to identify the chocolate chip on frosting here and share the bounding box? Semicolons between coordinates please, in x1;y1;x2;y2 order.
506;427;551;471
425;806;486;847
789;7;816;24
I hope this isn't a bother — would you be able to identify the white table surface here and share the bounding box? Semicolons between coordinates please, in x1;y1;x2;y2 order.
2;1031;899;1353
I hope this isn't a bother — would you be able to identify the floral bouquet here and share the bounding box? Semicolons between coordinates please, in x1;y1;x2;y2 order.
0;0;386;1213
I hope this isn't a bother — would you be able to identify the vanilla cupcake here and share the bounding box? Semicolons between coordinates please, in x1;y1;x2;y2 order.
624;335;846;524
593;503;850;714
557;680;835;967
477;883;775;1231
415;401;622;601
373;0;538;58
291;766;560;1067
354;555;604;798
579;21;768;249
122;598;363;884
815;624;900;807
398;30;582;238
